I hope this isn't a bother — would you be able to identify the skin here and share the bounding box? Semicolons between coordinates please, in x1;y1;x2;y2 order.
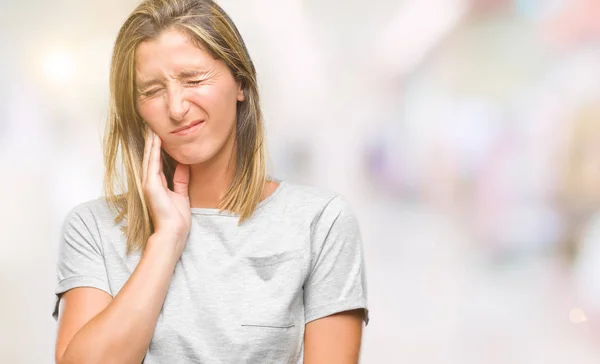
55;28;363;364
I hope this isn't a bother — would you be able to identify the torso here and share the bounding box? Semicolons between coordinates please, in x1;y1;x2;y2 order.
94;181;334;363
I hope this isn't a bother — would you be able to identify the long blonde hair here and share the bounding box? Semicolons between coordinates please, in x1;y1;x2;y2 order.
103;0;266;253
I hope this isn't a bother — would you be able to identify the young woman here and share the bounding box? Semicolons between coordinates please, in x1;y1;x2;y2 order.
53;1;369;363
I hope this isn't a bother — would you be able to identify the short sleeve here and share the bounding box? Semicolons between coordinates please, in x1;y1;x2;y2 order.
303;195;369;325
52;203;112;320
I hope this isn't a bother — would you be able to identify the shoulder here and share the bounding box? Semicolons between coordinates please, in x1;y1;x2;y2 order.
273;181;357;226
62;197;122;232
58;197;127;257
278;181;338;205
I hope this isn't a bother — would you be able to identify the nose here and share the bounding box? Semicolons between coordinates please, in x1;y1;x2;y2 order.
167;85;190;122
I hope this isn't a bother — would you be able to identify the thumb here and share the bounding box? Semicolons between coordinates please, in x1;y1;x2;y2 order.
172;163;190;197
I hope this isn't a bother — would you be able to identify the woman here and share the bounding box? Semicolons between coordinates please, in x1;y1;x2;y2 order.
53;0;369;363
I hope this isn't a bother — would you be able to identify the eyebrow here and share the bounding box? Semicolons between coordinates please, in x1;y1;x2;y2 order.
136;69;209;91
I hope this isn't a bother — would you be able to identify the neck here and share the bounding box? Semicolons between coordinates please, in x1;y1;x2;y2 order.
188;140;236;209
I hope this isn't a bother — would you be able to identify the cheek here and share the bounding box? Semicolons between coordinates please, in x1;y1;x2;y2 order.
192;87;238;126
137;99;166;129
136;100;152;120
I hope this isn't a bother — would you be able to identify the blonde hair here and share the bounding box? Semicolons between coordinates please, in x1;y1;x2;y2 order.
103;0;266;253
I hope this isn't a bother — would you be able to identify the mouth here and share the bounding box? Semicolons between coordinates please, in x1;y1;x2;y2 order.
171;120;204;136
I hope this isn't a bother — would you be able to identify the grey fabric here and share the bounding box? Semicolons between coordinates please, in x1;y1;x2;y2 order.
53;180;369;363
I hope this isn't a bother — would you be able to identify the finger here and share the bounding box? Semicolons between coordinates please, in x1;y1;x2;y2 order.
159;152;168;188
161;172;168;189
148;132;161;179
172;163;190;197
142;126;153;185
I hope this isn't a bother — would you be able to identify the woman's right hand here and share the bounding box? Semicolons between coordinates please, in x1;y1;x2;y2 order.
142;127;191;259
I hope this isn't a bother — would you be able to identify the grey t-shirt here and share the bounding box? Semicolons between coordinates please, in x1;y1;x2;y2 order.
53;180;369;363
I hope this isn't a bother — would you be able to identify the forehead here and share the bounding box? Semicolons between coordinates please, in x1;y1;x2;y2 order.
135;29;213;81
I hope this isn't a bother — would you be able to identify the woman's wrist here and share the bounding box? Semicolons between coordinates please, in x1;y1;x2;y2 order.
144;232;184;269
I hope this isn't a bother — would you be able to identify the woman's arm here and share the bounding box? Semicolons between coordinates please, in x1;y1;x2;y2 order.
304;309;365;364
56;131;191;363
303;194;369;363
55;235;178;364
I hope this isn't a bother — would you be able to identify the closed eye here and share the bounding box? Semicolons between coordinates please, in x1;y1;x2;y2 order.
139;88;162;97
187;79;206;86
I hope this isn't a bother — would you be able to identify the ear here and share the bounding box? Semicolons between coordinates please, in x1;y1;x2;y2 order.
237;83;245;102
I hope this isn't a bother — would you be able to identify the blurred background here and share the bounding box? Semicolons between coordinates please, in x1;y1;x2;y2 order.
2;0;600;362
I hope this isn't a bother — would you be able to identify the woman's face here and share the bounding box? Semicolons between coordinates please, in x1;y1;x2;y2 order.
135;28;244;165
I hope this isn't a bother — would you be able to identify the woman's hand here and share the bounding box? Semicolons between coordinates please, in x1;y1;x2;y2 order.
142;127;191;259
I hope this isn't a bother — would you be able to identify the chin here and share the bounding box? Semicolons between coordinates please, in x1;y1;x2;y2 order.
167;144;220;166
170;151;212;165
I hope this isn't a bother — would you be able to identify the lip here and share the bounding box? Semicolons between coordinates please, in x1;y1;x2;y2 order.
171;120;204;136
